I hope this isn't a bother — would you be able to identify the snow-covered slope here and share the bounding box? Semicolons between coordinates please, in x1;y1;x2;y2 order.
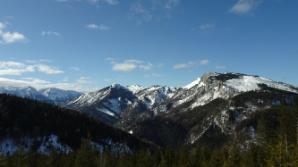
127;85;145;94
67;84;179;123
67;84;140;123
135;85;177;109
171;72;298;110
0;86;50;102
184;77;201;89
225;75;298;93
39;87;82;104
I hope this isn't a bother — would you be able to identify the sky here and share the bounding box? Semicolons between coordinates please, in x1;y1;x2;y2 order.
0;0;297;91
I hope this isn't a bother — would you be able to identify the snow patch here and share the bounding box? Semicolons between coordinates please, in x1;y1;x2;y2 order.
96;107;116;117
184;78;201;89
225;76;298;93
0;135;72;155
127;85;144;93
37;134;72;154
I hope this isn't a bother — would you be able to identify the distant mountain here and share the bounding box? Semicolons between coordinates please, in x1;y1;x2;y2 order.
0;94;154;155
0;86;50;102
67;84;177;124
0;84;82;104
39;87;82;104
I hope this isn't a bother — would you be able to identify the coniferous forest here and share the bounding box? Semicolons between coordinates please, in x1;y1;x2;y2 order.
0;94;298;167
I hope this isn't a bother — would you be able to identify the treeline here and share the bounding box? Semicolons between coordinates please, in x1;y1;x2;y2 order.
0;140;298;167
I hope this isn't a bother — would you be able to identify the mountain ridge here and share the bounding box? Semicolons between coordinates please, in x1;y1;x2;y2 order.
1;72;298;148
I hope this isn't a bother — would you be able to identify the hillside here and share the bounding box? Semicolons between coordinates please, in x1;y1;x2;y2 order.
0;94;155;155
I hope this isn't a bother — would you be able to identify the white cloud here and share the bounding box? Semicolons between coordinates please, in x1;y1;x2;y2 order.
87;0;119;5
86;24;110;31
173;62;194;70
0;68;33;76
57;0;119;5
0;22;5;30
200;59;209;65
104;78;112;82
0;61;33;76
129;0;180;24
199;24;216;31
0;77;37;88
1;31;26;44
144;73;163;78
216;65;227;69
107;58;152;72
230;0;262;15
173;59;209;70
86;24;98;29
0;61;24;68
130;2;153;24
33;64;64;75
0;61;64;76
41;31;61;37
69;67;80;71
113;63;137;72
0;22;26;44
23;77;51;85
0;76;94;91
155;0;180;9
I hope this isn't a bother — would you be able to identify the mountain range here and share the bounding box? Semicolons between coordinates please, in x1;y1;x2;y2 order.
1;72;298;150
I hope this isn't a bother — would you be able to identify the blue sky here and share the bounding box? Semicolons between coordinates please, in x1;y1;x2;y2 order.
0;0;297;91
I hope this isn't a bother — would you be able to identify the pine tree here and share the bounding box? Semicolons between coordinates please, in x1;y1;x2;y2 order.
74;141;98;167
224;146;241;167
0;154;6;167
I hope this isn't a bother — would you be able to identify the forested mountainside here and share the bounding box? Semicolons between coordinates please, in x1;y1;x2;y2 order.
1;99;298;167
0;94;155;156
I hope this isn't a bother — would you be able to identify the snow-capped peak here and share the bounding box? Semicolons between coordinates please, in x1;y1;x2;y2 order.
127;85;145;94
184;78;201;89
111;83;125;89
174;72;298;110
